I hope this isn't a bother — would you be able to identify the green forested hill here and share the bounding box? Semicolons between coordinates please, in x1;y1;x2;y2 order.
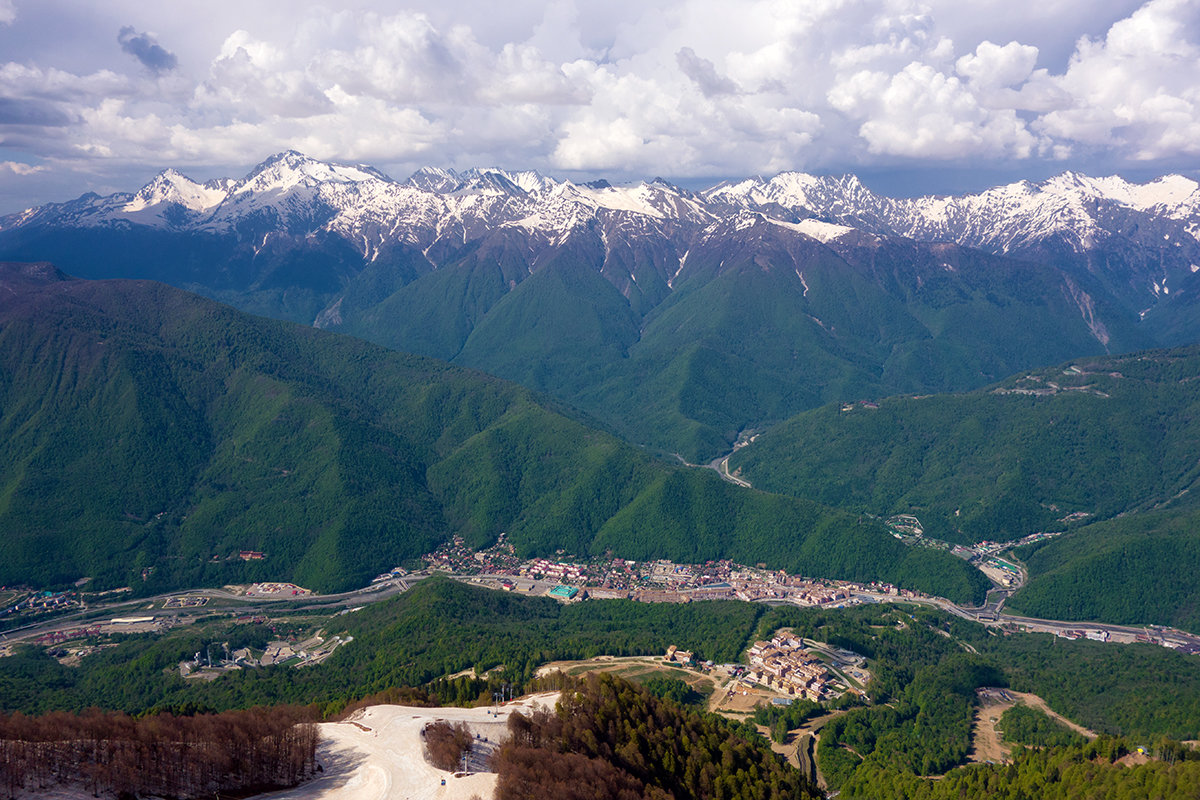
335;221;1145;463
1005;508;1200;631
731;347;1200;543
730;346;1200;629
0;263;984;600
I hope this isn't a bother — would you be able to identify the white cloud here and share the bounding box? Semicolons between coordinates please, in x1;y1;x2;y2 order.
1;0;1199;210
1036;0;1200;159
833;63;1043;159
956;41;1039;89
0;160;43;175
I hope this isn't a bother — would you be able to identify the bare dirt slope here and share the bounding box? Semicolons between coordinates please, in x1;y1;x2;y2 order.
970;689;1097;764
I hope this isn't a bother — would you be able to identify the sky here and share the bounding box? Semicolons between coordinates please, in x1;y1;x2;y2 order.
1;0;1199;213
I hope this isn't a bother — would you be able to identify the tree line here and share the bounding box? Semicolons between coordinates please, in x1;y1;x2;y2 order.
495;673;821;800
0;705;317;799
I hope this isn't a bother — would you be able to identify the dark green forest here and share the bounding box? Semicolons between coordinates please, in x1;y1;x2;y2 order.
497;673;822;800
0;265;983;601
841;737;1200;800
4;579;1199;746
324;222;1144;463
1005;507;1200;631
731;346;1200;631
732;346;1200;543
998;704;1084;748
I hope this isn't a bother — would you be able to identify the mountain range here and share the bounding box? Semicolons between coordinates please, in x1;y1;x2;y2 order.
0;262;985;600
4;152;1196;459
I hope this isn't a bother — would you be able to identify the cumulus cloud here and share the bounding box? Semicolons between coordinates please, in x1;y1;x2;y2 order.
1036;0;1200;159
118;26;178;74
676;47;739;97
0;160;43;175
1;0;1200;208
831;63;1043;159
0;1;14;26
956;41;1039;89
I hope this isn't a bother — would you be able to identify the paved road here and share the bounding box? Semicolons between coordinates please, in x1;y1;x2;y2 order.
675;433;757;489
8;567;1197;655
1;574;431;646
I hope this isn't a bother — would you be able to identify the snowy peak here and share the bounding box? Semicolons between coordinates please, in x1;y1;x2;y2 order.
1031;172;1200;216
452;169;528;197
123;169;227;214
405;166;461;193
403;166;557;197
705;172;874;213
233;151;390;196
6;152;1200;310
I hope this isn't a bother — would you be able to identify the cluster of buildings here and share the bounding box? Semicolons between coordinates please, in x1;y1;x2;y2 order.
36;624;102;646
424;534;524;575
523;558;587;584
436;540;911;609
2;590;78;617
243;582;311;597
746;633;835;702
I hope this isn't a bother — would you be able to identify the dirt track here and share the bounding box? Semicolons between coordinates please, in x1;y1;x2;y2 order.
970;689;1097;764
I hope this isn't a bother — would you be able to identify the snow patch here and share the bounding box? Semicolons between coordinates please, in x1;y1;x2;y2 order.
668;250;689;289
577;184;665;218
797;270;810;297
770;217;855;244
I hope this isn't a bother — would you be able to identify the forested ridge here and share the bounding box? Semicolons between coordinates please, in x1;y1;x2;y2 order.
842;737;1200;800
0;263;983;601
0;705;316;799
731;345;1200;632
733;346;1200;544
497;673;821;800
1005;506;1200;632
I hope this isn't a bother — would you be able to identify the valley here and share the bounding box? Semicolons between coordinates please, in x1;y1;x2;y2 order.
6;538;1198;686
7;0;1200;795
3;157;1200;800
4;153;1190;461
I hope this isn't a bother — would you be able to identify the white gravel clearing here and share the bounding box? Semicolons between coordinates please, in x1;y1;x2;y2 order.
255;693;560;800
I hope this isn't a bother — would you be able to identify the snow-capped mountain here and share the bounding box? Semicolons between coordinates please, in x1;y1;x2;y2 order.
709;170;1200;307
7;151;1198;305
707;170;1200;251
1;150;1194;460
0;151;710;244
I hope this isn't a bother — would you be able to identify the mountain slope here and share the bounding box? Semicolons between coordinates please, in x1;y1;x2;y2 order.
731;346;1200;541
3;153;1191;459
727;345;1200;629
709;171;1200;312
0;262;986;601
1006;507;1200;632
